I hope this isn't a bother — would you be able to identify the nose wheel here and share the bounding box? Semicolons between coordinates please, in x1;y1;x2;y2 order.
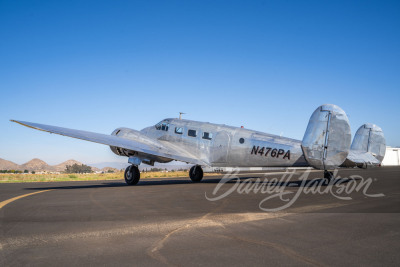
189;165;203;182
125;165;140;185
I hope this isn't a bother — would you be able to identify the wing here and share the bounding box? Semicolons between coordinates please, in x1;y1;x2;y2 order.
11;120;208;166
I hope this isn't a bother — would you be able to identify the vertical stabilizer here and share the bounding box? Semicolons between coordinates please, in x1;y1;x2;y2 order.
301;104;351;170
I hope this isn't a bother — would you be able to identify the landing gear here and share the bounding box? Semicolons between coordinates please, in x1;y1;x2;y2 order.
323;170;334;185
124;165;140;185
189;165;203;183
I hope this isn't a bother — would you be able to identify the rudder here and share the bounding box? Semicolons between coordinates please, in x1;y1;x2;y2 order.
301;104;352;170
351;123;386;163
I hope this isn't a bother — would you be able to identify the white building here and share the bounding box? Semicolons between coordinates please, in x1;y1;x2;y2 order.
382;146;400;166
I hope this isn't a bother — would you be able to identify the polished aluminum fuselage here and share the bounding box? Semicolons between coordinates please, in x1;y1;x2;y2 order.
140;118;308;168
12;103;384;171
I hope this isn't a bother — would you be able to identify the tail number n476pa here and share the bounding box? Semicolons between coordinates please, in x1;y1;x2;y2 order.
251;146;290;160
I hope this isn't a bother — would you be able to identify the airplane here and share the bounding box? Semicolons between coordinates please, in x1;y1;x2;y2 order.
11;104;386;185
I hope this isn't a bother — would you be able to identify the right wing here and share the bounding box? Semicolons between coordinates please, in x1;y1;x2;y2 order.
11;120;208;166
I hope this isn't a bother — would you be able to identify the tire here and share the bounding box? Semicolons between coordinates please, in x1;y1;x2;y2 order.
323;170;333;185
189;165;203;182
124;165;140;185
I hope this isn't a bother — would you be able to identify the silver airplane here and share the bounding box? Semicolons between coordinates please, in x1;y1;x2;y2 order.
11;104;386;185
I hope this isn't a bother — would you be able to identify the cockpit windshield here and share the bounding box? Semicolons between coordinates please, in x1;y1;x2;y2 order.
155;120;169;131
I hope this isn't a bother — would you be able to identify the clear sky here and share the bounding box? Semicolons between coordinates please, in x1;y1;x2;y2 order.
1;0;399;165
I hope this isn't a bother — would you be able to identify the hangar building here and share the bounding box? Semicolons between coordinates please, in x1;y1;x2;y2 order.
382;146;400;166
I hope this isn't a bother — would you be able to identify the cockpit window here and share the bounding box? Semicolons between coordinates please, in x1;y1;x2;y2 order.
155;121;169;131
161;123;169;131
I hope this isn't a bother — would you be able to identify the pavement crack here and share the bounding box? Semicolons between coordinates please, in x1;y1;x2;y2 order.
145;201;348;265
146;199;229;266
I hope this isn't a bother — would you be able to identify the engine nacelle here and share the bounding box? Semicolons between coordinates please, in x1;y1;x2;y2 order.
351;123;386;163
301;104;351;170
110;127;138;156
109;127;172;164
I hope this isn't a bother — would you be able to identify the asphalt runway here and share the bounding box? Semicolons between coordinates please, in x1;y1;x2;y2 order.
1;167;400;266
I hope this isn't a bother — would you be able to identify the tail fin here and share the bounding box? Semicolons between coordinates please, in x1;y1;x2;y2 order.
351;123;386;162
301;104;352;170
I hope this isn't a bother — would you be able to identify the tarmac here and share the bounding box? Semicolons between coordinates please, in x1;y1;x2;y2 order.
1;167;399;266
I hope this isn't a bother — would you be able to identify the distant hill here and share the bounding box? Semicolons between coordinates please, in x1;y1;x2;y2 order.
88;161;129;170
0;158;106;172
20;158;52;172
54;159;86;172
101;167;119;173
0;158;20;170
0;158;191;172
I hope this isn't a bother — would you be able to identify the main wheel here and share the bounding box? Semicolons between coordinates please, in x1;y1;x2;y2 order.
323;170;333;185
189;165;203;182
124;165;140;185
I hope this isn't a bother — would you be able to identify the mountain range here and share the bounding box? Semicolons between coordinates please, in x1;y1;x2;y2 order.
0;158;191;172
0;158;118;172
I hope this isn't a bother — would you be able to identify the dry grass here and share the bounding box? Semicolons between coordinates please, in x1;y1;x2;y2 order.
0;171;193;183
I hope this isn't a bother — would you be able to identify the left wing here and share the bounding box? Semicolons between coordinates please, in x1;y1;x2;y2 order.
11;120;209;166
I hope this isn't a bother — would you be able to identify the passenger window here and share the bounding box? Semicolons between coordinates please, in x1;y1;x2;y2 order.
202;132;213;140
188;129;197;137
175;127;183;134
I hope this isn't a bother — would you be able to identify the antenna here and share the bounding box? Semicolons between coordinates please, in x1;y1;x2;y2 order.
179;112;186;120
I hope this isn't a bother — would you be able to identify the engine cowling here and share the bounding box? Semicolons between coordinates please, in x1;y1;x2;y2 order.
109;127;172;164
110;128;135;156
301;104;352;170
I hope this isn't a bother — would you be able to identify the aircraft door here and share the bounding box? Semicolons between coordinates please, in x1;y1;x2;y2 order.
211;131;230;164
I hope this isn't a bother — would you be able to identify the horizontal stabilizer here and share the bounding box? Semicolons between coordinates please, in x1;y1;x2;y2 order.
343;123;386;168
341;150;381;168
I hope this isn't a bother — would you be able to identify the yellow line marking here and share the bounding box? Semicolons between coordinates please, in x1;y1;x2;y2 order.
0;190;52;209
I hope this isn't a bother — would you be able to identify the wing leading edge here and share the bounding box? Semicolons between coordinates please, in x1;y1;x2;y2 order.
11;120;208;166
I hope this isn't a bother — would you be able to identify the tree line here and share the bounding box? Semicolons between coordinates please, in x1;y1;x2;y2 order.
1;163;93;174
65;163;93;173
0;170;31;173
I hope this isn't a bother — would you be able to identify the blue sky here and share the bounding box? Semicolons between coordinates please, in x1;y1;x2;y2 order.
1;0;399;165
